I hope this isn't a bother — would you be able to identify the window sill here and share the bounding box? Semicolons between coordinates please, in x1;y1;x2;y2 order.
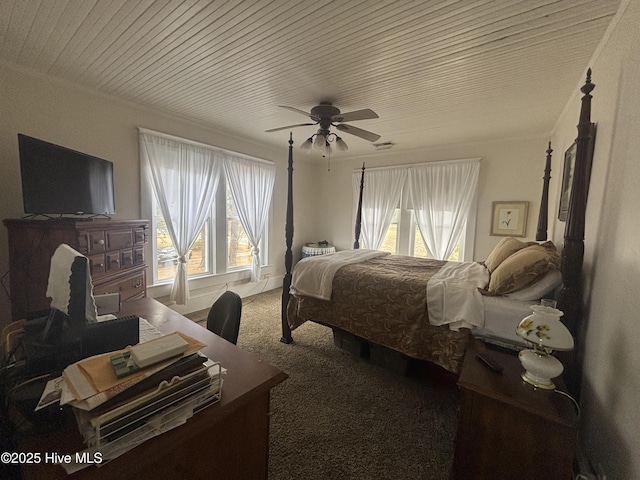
146;265;277;314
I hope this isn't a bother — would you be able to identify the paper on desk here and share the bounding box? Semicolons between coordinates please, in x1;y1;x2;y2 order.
35;376;64;411
62;331;206;409
138;317;163;342
66;365;223;474
44;318;163;409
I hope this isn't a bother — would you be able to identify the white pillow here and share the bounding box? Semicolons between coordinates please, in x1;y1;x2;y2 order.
505;269;562;301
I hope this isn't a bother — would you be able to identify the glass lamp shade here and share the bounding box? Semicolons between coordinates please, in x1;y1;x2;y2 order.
314;133;326;149
300;138;313;151
515;305;574;389
335;137;349;151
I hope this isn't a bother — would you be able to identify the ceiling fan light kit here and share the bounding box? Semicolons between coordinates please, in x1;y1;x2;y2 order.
313;132;326;148
300;129;349;155
266;102;380;155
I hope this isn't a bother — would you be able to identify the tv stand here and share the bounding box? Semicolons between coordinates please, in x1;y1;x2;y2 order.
3;218;149;320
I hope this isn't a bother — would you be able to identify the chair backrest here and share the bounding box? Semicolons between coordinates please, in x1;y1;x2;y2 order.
206;291;242;344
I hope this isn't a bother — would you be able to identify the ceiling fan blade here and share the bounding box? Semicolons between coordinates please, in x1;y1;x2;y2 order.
335;123;381;142
265;123;316;133
332;108;378;123
278;105;312;118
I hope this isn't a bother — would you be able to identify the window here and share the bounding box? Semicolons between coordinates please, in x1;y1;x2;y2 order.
152;176;262;284
379;191;461;261
226;187;254;269
412;226;460;261
155;212;208;282
380;209;399;254
140;129;273;291
355;159;479;262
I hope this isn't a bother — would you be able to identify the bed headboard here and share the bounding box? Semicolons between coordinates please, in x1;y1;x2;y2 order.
556;69;595;396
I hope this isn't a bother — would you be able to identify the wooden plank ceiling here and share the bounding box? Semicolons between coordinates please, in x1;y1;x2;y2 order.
0;0;621;158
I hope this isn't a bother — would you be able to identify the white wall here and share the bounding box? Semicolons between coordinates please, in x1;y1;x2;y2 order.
0;65;318;321
549;1;640;477
310;135;551;261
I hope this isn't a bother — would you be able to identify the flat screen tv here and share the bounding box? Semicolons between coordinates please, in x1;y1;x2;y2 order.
18;134;116;216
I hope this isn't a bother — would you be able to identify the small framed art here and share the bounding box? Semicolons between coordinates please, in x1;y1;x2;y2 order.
491;201;529;237
558;142;577;222
558;123;596;221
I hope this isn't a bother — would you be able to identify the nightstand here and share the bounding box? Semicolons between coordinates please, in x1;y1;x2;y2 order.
452;338;578;480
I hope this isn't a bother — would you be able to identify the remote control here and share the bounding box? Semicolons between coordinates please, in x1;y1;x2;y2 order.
476;352;503;373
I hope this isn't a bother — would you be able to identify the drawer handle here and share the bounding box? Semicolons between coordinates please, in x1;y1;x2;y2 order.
95;263;104;268
133;280;142;288
96;239;105;246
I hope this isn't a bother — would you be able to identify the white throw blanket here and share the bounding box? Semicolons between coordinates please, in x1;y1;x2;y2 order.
46;243;98;323
291;249;389;301
426;261;489;331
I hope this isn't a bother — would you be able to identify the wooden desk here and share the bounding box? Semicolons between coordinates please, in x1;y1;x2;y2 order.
17;298;288;480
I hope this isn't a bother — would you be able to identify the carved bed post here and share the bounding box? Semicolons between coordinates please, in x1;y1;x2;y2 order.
535;142;553;241
280;133;294;344
353;163;365;249
557;69;595;396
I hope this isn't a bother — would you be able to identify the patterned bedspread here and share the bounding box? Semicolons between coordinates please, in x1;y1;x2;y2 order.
287;254;471;374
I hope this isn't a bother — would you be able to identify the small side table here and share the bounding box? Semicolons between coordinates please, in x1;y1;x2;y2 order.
302;243;335;258
452;338;578;480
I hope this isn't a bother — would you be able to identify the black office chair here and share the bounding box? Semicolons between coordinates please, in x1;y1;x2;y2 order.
206;291;242;344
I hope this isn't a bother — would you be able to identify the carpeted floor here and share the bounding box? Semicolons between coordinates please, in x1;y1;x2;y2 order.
186;288;460;480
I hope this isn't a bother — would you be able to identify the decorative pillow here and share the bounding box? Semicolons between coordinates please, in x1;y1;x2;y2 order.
537;240;561;269
506;269;562;301
484;237;532;273
487;244;558;295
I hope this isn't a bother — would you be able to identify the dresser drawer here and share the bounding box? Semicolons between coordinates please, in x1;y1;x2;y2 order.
134;227;147;245
106;251;121;273
106;229;133;250
133;246;144;265
93;270;146;302
121;248;133;268
88;253;106;277
77;230;106;254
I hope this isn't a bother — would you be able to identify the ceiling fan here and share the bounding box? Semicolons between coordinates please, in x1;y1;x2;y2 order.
266;102;381;152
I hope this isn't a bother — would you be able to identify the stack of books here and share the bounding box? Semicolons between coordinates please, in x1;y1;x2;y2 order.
56;331;222;470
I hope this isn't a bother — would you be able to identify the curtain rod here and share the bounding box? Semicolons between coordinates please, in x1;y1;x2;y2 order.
352;157;481;173
138;127;274;166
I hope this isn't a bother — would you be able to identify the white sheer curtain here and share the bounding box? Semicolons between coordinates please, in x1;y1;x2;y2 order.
352;167;407;250
408;159;480;260
224;157;275;282
140;132;222;304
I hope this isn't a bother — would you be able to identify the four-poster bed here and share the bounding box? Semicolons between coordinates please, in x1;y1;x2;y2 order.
280;70;594;393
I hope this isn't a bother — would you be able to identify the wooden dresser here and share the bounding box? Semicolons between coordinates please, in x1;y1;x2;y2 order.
3;218;149;320
452;338;578;480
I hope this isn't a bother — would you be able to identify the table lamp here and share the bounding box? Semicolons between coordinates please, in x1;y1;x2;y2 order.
515;303;574;389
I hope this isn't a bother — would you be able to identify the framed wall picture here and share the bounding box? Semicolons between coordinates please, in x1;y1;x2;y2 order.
558;123;597;221
558;142;577;221
491;201;529;237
